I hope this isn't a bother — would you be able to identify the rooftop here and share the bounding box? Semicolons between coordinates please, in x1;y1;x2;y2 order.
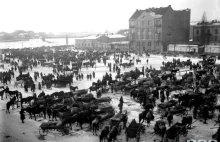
106;34;126;38
130;5;171;20
129;5;190;20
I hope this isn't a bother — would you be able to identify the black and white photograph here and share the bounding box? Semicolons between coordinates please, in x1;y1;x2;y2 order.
0;0;220;142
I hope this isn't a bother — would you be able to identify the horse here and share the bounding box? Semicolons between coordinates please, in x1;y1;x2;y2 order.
14;80;24;88
139;110;148;123
89;86;98;92
62;114;78;130
182;116;193;128
8;90;19;99
77;109;94;129
92;116;102;135
70;86;78;91
26;105;46;120
107;125;119;142
99;126;110;142
6;96;16;113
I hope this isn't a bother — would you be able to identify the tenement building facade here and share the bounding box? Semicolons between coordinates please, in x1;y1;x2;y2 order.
129;5;190;52
193;20;220;45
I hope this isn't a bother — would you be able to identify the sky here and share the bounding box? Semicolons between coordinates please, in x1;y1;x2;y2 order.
0;0;220;33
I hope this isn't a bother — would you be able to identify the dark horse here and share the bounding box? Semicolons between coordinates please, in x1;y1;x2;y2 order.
89;86;98;92
77;109;94;129
62;114;78;130
6;96;16;113
70;86;78;91
92;116;102;135
26;105;46;120
139;110;148;123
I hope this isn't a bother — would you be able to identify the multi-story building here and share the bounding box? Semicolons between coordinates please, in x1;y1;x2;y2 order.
129;5;190;52
193;20;220;45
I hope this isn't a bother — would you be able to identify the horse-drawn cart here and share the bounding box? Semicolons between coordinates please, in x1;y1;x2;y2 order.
157;100;178;115
109;112;123;134
170;105;188;117
163;122;188;142
154;120;166;137
125;119;145;142
39;121;70;136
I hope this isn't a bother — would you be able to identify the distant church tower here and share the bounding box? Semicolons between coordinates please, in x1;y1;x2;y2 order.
66;35;68;45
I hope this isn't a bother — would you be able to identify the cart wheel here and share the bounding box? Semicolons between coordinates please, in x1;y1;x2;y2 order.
39;128;48;136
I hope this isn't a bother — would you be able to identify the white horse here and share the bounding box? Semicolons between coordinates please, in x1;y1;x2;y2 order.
14;80;24;88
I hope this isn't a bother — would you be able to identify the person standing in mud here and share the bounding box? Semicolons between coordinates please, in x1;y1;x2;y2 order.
38;82;41;90
119;96;124;113
160;90;165;103
20;108;25;123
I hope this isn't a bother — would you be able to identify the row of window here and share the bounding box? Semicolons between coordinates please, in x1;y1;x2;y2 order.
134;28;160;34
136;41;160;47
196;29;219;34
137;20;161;27
195;36;218;41
136;33;160;40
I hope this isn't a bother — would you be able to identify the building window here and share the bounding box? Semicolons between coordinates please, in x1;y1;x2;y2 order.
215;36;218;41
156;41;160;46
142;29;146;39
196;30;199;35
156;28;160;33
156;20;160;25
148;21;151;25
130;21;134;27
155;34;159;40
207;29;210;33
215;29;218;34
148;41;151;47
138;21;141;27
142;21;145;26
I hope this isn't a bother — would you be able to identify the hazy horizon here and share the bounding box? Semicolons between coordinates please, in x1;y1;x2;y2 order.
1;0;220;33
